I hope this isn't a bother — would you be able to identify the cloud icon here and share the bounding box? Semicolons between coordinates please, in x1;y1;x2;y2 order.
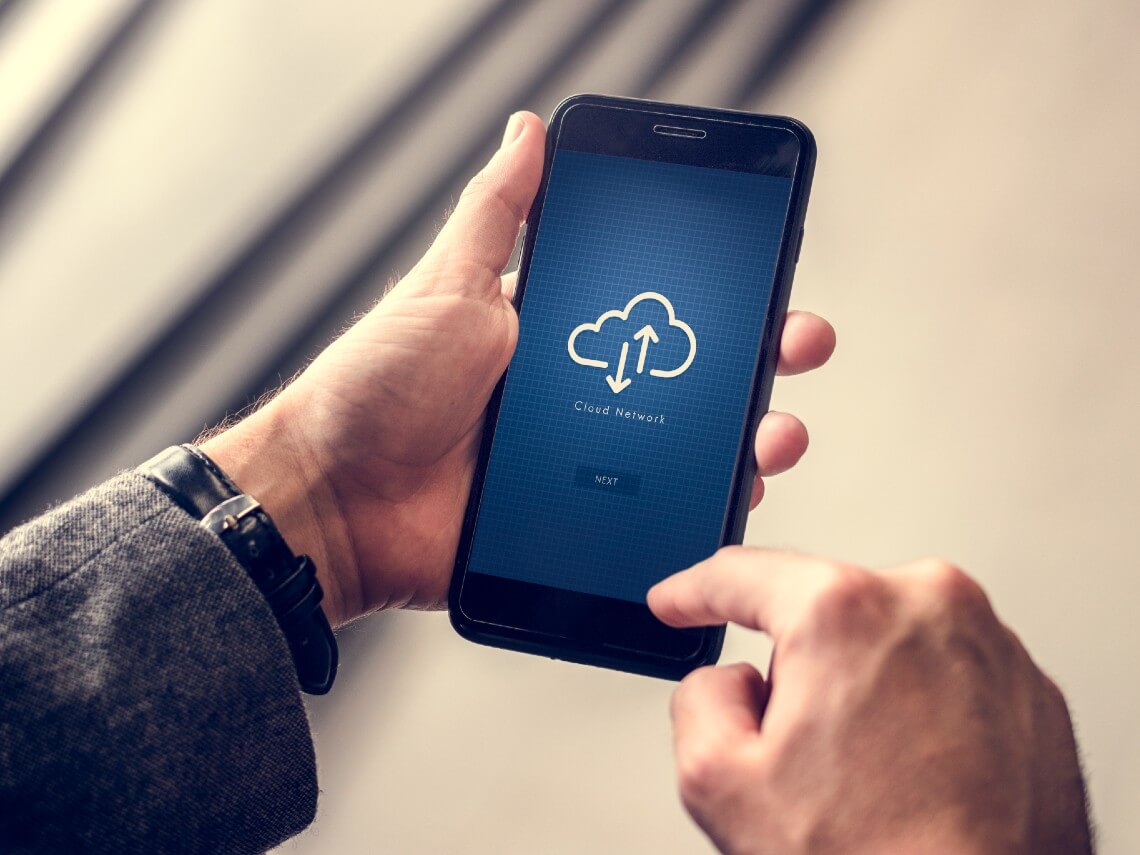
567;291;697;393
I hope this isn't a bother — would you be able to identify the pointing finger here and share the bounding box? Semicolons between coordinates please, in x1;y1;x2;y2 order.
648;547;847;641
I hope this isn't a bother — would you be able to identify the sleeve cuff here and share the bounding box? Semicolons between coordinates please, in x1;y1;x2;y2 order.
0;471;318;852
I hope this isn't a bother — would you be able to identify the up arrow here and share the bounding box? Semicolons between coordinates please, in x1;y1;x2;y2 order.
606;341;632;393
633;324;659;374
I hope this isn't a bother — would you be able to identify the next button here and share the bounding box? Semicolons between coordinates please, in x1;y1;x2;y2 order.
573;465;641;496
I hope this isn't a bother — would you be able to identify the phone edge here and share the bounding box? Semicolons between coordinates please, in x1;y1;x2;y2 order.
447;94;817;681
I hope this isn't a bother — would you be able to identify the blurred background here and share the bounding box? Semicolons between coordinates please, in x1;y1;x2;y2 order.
2;0;1138;851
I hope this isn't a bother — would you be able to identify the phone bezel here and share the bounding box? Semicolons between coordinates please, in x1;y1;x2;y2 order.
448;94;816;680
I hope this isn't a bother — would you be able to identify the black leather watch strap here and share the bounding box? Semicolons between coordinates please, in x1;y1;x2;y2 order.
139;444;337;694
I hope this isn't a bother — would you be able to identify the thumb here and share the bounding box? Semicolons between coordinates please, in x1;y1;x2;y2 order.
670;663;768;818
672;663;768;752
421;111;545;291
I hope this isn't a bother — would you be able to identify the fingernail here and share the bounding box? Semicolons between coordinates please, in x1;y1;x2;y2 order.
500;112;525;149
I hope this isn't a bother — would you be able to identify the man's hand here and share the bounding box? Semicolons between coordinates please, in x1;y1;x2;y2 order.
203;112;835;626
647;549;1092;855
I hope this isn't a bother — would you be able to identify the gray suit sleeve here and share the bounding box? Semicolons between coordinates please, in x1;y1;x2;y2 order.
0;472;318;853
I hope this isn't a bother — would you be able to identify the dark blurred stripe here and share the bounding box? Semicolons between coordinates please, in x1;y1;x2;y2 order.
0;0;537;530
633;0;746;96
0;0;31;36
730;0;844;106
0;0;164;219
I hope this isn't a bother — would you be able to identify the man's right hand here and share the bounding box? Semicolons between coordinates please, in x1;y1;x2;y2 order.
648;548;1093;855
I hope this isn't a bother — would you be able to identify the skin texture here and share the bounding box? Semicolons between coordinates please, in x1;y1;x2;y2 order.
202;111;835;626
648;549;1094;855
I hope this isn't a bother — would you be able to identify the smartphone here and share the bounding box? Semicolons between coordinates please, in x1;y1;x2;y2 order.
448;94;815;679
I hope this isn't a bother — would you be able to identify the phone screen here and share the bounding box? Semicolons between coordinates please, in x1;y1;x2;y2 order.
465;111;797;605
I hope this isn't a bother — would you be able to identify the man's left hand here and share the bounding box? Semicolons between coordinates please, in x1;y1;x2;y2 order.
203;111;835;626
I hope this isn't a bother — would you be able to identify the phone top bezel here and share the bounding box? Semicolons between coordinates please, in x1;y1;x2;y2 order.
448;94;816;680
554;99;803;177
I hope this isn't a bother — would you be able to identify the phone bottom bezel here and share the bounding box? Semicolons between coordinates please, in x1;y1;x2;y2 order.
451;571;723;680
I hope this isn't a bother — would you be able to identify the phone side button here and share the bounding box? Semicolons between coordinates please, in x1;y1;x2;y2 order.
794;225;805;263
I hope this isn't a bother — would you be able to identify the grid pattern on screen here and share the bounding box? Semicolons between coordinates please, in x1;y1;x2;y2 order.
468;150;793;602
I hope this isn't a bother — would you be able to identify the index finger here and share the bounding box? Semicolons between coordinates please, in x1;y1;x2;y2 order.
647;547;843;641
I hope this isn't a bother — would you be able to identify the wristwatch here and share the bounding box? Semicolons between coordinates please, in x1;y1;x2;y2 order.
139;444;338;694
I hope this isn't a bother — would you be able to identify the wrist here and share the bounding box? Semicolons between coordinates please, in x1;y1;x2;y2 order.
200;399;358;627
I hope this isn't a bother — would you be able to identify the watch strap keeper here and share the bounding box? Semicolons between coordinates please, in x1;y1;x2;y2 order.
139;444;337;694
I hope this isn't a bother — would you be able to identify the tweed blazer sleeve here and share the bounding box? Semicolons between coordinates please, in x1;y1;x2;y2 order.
0;471;318;853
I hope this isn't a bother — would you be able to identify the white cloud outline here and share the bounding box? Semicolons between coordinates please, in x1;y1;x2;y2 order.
567;291;697;379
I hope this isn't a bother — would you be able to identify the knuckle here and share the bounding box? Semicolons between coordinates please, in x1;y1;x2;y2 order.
716;544;750;562
1035;671;1080;739
801;564;886;636
459;168;491;203
1040;673;1066;705
459;167;526;223
997;624;1030;666
911;558;989;612
1039;671;1071;715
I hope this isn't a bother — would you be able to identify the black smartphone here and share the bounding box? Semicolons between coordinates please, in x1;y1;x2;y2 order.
448;94;815;679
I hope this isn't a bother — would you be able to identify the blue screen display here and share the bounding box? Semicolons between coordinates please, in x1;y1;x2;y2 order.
467;150;794;602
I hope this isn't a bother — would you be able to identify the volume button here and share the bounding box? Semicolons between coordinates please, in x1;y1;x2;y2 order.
794;225;805;263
